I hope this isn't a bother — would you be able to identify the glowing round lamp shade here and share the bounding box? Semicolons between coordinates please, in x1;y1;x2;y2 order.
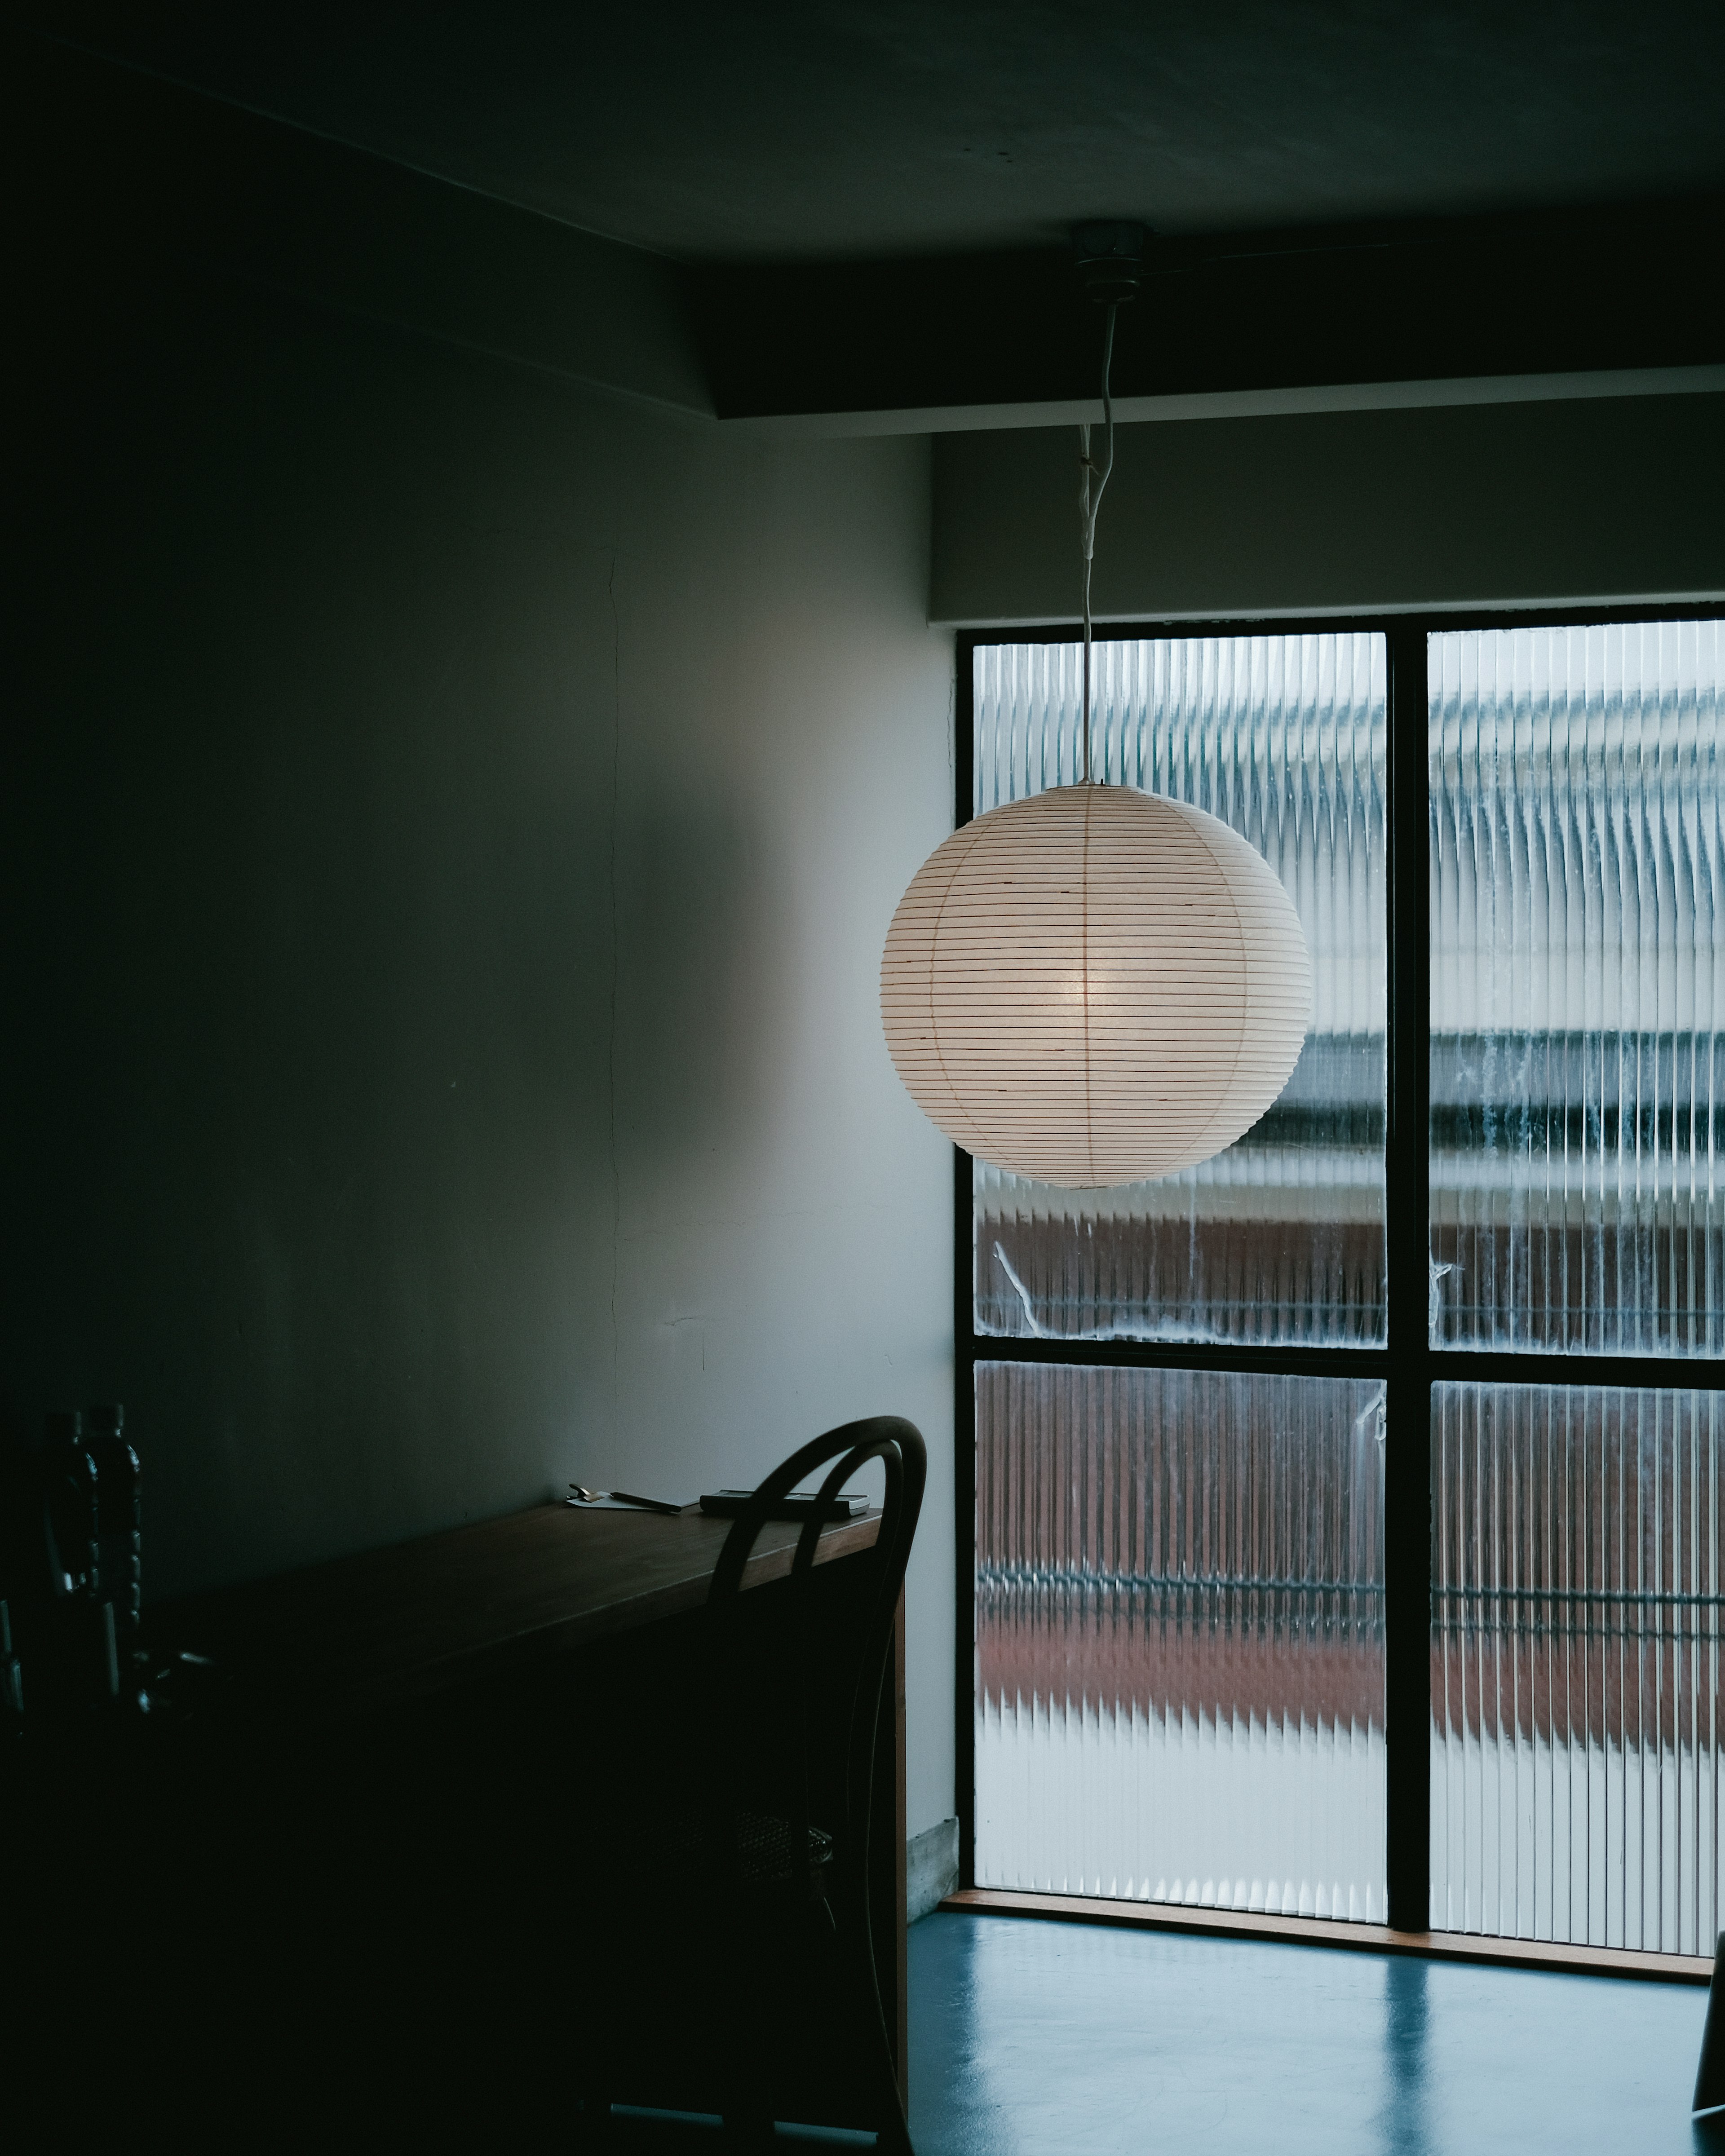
880;783;1311;1189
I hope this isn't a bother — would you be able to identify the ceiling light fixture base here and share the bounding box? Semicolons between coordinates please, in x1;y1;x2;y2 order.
1071;220;1150;305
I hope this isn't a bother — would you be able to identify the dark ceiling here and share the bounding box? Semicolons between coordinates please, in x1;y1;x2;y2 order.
35;0;1725;264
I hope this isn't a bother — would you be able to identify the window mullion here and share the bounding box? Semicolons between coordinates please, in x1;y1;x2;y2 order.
1385;619;1434;1931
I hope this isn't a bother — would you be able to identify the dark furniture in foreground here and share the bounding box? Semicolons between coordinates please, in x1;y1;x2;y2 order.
4;1490;908;2142
595;1417;924;2148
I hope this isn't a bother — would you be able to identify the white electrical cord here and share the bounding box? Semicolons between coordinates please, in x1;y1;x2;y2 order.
1077;299;1119;787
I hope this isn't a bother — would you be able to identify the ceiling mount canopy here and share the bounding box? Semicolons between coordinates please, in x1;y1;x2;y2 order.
1070;219;1150;306
880;220;1312;1189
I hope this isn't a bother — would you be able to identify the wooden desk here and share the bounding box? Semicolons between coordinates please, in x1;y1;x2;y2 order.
164;1498;889;1721
135;1499;908;2133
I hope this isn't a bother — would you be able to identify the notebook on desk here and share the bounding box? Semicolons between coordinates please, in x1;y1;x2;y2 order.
699;1489;869;1522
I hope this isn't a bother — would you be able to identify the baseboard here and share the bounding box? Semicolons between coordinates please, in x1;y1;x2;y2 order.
907;1818;960;1924
939;1887;1714;1985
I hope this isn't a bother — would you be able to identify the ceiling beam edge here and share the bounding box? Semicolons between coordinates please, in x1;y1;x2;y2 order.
18;35;714;421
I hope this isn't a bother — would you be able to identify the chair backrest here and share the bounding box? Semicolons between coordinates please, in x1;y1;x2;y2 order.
704;1417;926;1908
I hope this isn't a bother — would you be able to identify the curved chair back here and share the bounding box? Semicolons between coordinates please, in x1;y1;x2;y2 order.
703;1415;926;2145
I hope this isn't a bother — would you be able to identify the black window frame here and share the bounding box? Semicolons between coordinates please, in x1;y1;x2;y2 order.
952;598;1725;1931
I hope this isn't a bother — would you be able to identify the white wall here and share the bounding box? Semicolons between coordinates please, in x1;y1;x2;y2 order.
601;420;959;1839
932;391;1725;623
10;250;958;1832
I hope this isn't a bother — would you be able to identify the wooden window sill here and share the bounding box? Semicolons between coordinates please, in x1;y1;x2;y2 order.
940;1888;1713;1985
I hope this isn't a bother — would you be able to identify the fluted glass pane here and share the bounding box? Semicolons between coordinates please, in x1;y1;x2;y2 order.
1429;619;1725;1353
973;635;1386;1346
1432;1381;1725;1953
976;1360;1386;1917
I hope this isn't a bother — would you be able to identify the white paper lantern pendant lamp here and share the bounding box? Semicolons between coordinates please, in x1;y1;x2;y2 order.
881;226;1311;1191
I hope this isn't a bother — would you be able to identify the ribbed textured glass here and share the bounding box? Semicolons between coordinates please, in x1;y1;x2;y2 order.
1429;620;1725;1354
976;1361;1386;1916
1432;1381;1725;1953
974;635;1386;1345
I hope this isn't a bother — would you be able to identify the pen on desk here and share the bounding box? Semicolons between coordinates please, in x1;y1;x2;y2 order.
567;1486;685;1515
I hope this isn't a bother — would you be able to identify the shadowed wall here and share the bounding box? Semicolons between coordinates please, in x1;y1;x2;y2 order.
8;217;956;1831
933;395;1725;624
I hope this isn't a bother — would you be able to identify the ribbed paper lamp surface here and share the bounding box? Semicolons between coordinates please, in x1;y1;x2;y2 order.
880;783;1312;1189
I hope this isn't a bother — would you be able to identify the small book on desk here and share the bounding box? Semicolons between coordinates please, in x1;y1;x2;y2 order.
699;1489;869;1522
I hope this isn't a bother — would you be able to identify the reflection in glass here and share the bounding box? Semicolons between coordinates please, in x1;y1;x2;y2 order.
976;1360;1386;1917
1429;620;1725;1354
1432;1381;1725;1953
973;634;1386;1346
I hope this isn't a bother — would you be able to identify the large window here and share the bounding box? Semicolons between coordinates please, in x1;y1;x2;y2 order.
959;612;1725;1956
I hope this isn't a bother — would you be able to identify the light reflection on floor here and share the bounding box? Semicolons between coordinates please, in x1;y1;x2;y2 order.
907;1911;1715;2156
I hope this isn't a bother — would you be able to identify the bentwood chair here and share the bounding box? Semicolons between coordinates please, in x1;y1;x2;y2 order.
588;1415;925;2151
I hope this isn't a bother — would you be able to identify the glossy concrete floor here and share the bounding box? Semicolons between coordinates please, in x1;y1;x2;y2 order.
908;1912;1720;2156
